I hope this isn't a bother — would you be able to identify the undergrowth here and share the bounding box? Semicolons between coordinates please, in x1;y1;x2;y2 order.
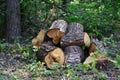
0;38;120;80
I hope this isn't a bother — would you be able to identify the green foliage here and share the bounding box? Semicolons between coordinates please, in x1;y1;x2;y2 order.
0;0;120;38
115;54;120;68
65;0;119;37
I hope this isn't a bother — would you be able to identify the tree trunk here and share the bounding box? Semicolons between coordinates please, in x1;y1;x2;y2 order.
6;0;21;43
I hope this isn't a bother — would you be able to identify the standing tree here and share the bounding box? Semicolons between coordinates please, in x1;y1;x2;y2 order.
6;0;21;43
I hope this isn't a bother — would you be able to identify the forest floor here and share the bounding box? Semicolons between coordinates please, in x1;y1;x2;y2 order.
0;30;120;80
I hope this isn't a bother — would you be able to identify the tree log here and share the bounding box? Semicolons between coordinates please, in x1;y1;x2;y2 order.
64;46;84;65
45;47;64;69
84;42;97;59
61;23;90;48
32;29;45;47
36;41;55;61
46;20;68;45
36;41;64;69
61;23;84;47
84;32;91;47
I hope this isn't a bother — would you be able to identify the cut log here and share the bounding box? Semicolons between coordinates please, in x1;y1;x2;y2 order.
49;19;68;32
45;48;64;69
89;42;97;53
32;29;45;47
47;28;64;44
92;38;107;52
36;41;56;61
61;23;90;48
85;38;107;55
83;52;108;65
46;20;68;45
84;32;90;47
36;41;64;69
64;46;84;65
83;52;116;65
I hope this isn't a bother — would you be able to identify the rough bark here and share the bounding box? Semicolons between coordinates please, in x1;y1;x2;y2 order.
49;20;68;32
64;46;84;65
61;23;84;48
36;41;56;61
6;0;21;43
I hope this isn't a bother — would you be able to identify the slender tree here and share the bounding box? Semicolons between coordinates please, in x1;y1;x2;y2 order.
6;0;21;43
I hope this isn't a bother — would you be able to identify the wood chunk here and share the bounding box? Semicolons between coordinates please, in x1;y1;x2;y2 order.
47;20;68;45
61;23;84;47
84;32;91;47
47;28;64;44
89;42;97;53
83;52;108;65
83;42;97;59
32;38;40;47
92;38;107;52
49;20;68;32
36;41;55;62
45;48;64;69
64;46;84;65
32;29;45;47
36;41;64;69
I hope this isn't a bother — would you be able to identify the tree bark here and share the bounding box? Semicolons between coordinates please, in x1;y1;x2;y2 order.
6;0;21;43
64;45;84;65
60;23;86;65
61;23;84;48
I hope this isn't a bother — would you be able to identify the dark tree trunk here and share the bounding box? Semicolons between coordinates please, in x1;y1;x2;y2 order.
62;0;67;8
6;0;21;43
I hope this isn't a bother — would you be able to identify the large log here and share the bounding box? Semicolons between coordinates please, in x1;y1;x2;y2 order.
46;20;68;45
36;41;64;69
64;46;84;65
45;47;64;69
61;23;90;48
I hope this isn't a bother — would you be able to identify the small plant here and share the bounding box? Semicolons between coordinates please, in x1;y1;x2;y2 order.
115;54;120;68
74;63;90;72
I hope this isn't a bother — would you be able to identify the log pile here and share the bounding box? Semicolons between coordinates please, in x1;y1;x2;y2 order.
32;19;108;69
